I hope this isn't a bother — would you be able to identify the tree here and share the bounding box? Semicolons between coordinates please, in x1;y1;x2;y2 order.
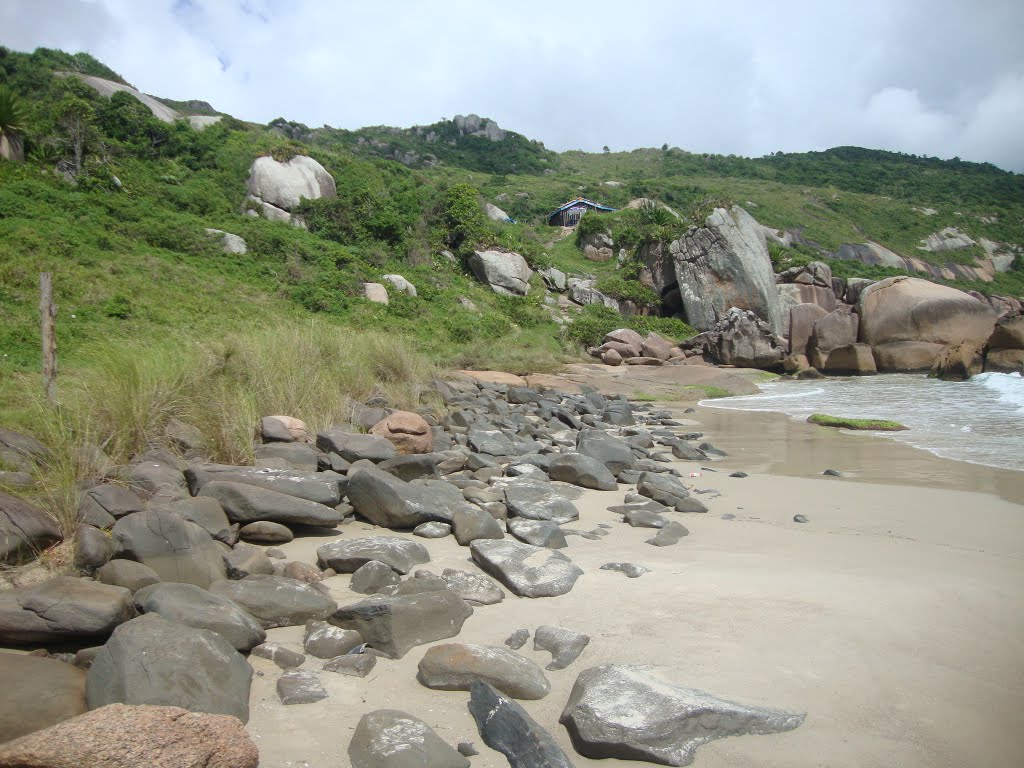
0;85;28;162
602;145;610;154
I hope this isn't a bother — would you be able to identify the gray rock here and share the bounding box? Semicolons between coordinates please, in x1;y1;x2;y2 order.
0;427;50;471
672;443;707;461
159;496;231;538
253;442;319;472
209;575;335;629
637;473;707;513
246;154;336;219
95;560;161;593
414;522;452;538
503;481;579;524
468;250;532;296
0;576;136;645
823;469;843;477
239;520;294;544
324;653;377;677
0;653;87;744
793;514;809;523
223;542;275;580
418;642;550;699
622;508;668;528
467;428;515;456
507;518;567;549
120;461;188;502
277;669;327;705
77;485;144;528
576;430;635;475
133;581;265;651
378;453;439;481
470;539;583;598
560;664;805;766
452;507;505;545
86;613;252;722
347;467;472;529
252;641;305;669
331;589;473;659
457;742;479;757
685;308;785;369
198;481;341;527
505;629;529;649
468;681;575;768
600;562;650;578
303;620;363;658
111;511;227;588
316;429;397;463
438;568;505;606
316;536;430;575
730;471;748;478
548;454;617;491
602;400;635;427
533;625;590;670
350;709;470;768
646;521;689;546
186;464;344;506
351;560;402;594
74;523;112;572
1;491;62;564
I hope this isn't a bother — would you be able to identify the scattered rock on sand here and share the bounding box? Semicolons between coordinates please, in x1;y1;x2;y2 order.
251;642;305;670
303;620;363;658
414;521;451;538
560;664;805;766
470;539;583;598
507;518;567;549
468;681;575;768
276;669;327;705
548;453;618;491
209;575;335;629
316;536;429;575
417;642;551;700
350;709;469;768
646;521;689;547
350;560;402;594
132;582;266;652
504;628;529;650
533;625;590;670
438;568;505;606
0;703;259;768
323;653;377;677
600;562;650;578
793;514;809;523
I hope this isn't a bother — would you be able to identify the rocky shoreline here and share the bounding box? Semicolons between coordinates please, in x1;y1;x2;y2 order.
2;364;1023;767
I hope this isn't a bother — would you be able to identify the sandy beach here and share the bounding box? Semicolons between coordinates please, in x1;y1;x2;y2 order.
247;399;1024;768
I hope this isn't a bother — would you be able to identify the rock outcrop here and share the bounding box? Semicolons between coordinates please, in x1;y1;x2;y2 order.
245;155;337;224
468;250;532;296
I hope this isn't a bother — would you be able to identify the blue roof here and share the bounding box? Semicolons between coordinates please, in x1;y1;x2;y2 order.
547;197;616;218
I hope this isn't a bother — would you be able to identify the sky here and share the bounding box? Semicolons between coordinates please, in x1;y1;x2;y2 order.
3;0;1023;171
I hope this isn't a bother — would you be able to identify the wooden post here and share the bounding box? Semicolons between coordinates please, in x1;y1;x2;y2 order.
39;272;57;404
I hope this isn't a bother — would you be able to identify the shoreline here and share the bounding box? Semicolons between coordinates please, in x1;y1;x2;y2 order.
244;378;1024;767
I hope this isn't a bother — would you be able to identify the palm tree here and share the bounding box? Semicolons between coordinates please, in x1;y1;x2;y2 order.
0;85;28;162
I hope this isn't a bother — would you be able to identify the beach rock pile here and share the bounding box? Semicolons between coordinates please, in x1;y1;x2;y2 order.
0;377;806;766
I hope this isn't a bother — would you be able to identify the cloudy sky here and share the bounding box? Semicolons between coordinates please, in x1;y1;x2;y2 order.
3;0;1023;170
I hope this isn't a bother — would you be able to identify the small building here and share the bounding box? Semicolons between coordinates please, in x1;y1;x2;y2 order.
546;197;616;227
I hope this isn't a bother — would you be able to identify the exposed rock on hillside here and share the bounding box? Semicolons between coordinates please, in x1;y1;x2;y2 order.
59;73;180;122
469;250;532;296
453;114;507;142
244;155;337;224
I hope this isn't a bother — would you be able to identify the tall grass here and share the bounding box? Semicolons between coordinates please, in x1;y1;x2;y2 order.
4;320;439;535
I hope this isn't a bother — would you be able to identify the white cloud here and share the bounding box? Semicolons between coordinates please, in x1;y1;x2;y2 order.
3;0;1023;170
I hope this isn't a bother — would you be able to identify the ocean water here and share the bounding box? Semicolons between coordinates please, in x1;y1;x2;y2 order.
703;372;1024;472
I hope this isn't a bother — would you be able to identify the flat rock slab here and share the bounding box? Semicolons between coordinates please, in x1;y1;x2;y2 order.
316;429;397;463
502;481;579;524
548;454;617;491
324;653;377;677
252;642;305;669
534;625;590;670
0;703;259;768
414;522;451;538
507;518;567;549
646;521;689;547
186;464;345;506
199;481;341;527
86;613;252;723
209;575;335;629
133;582;265;651
438;568;505;605
316;536;430;574
303;621;363;659
350;709;469;768
468;681;575;768
560;665;805;766
470;540;583;598
0;577;136;645
331;589;473;659
276;669;327;705
418;643;550;700
637;473;708;513
111;511;227;588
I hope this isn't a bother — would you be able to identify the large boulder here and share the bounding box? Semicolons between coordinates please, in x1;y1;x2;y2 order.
468;250;532;296
316;429;398;463
132;582;266;651
0;703;260;768
985;312;1024;373
807;307;858;369
0;653;87;743
209;575;335;629
111;511;226;588
637;473;707;513
468;681;575;768
418;643;550;700
685;308;784;369
316;536;430;574
872;341;945;372
347;467;471;528
245;155;337;223
349;709;469;768
86;614;252;722
548;454;617;491
0;577;135;645
369;411;433;455
502;480;579;524
560;665;804;766
470;540;583;598
197;481;342;527
666;206;783;333
331;589;473;659
858;277;997;353
576;429;635;476
185;464;345;506
787;303;828;356
1;491;62;564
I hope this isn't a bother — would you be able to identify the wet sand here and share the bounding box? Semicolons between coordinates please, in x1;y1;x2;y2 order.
248;400;1024;768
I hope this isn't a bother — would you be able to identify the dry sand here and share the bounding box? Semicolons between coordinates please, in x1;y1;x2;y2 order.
248;399;1024;768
